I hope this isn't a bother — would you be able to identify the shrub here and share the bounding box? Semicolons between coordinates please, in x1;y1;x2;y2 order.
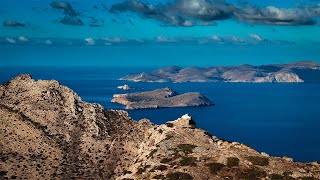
153;174;166;179
177;144;197;154
269;173;296;180
179;157;197;166
166;123;174;128
136;168;144;175
206;163;225;175
269;174;284;180
166;172;193;180
246;156;269;166
152;165;168;171
161;158;173;164
164;134;174;141
227;157;239;167
301;177;319;180
235;168;266;180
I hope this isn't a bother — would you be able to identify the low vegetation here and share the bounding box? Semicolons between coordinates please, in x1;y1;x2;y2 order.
166;123;174;128
235;168;266;179
179;157;197;166
246;156;269;166
226;157;240;167
177;144;197;154
151;165;168;172
166;172;193;180
206;163;225;175
153;174;166;179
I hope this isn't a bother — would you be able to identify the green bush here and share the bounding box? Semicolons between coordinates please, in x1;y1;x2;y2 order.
152;165;168;171
177;144;197;154
206;163;225;175
246;156;269;166
235;168;266;180
270;174;284;180
179;157;197;166
301;177;319;180
153;174;165;179
226;157;239;167
166;123;174;128
166;172;193;180
160;157;173;164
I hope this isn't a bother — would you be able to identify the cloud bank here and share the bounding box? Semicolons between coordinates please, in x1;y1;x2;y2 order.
110;0;320;26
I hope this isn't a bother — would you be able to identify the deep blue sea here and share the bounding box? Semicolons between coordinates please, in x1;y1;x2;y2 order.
1;67;320;162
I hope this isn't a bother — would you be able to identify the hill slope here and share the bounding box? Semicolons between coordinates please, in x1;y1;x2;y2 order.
0;74;319;180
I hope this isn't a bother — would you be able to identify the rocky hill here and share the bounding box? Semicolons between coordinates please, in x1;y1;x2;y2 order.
1;74;320;180
112;88;213;109
120;61;320;83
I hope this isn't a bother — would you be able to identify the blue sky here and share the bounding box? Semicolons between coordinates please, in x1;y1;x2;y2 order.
0;0;319;66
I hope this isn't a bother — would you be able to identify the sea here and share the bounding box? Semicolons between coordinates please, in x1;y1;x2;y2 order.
1;66;320;163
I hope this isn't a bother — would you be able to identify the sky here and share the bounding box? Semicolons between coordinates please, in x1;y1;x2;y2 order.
0;0;319;66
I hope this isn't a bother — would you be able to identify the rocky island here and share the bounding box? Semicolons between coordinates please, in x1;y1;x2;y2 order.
117;84;132;90
111;88;213;109
120;61;320;83
1;74;320;180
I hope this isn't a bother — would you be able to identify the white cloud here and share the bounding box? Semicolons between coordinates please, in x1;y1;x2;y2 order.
85;38;95;45
155;36;176;42
45;40;53;45
6;38;16;44
249;34;264;41
18;36;29;42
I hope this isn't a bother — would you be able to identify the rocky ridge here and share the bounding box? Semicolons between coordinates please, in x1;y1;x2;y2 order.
1;74;320;180
120;61;320;83
111;88;213;109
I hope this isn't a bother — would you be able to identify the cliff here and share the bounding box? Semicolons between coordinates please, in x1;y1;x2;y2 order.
111;88;213;109
0;74;320;180
120;61;320;83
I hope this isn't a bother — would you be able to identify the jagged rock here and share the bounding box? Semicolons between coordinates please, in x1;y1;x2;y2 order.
120;61;320;83
1;74;320;180
111;88;213;109
167;114;196;128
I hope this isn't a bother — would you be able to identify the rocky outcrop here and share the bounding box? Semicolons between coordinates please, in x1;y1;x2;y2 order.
117;84;132;90
120;61;320;83
111;88;214;109
1;75;320;180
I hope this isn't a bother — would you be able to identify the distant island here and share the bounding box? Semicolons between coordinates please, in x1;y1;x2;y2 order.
120;61;320;83
112;87;213;109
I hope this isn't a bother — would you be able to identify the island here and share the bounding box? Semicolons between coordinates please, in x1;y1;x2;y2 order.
1;74;320;180
111;87;214;109
120;61;320;83
117;84;132;90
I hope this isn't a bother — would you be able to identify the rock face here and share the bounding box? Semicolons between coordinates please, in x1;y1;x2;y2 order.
111;88;214;109
120;61;320;83
1;74;320;180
